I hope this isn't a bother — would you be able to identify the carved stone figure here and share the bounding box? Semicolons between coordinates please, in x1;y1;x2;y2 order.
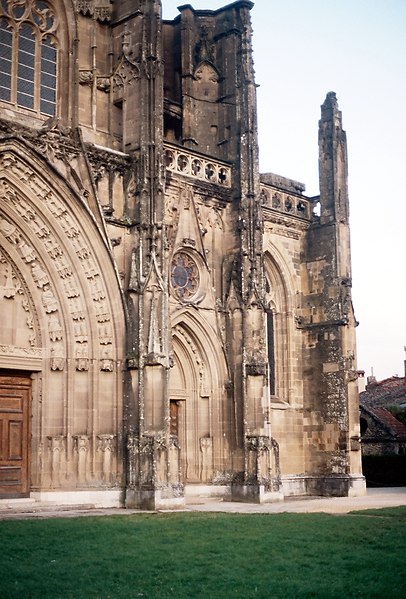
31;262;49;289
42;286;58;313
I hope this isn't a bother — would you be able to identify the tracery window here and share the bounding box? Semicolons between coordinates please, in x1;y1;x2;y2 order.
0;0;58;116
264;262;289;402
171;252;200;301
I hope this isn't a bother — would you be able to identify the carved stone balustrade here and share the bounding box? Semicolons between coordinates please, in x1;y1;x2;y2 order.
260;184;313;221
164;143;232;188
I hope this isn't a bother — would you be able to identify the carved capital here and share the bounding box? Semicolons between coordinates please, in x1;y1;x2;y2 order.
79;70;93;85
246;435;271;453
97;434;115;452
97;78;111;92
47;435;66;452
245;362;267;376
73;435;90;453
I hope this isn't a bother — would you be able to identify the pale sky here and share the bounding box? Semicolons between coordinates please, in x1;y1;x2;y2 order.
163;0;406;381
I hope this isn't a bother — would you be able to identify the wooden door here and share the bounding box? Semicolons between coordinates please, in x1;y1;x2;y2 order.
170;400;179;437
0;373;31;497
170;398;188;480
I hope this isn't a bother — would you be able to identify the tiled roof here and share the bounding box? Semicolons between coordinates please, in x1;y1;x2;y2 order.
360;376;406;407
369;407;406;437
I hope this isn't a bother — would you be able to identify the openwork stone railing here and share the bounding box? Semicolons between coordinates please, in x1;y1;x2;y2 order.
260;185;312;220
164;143;232;188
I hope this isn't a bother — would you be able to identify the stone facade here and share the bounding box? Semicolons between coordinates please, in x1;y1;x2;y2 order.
0;0;365;507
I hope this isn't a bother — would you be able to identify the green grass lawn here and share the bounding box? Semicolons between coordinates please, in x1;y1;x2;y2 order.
1;508;405;598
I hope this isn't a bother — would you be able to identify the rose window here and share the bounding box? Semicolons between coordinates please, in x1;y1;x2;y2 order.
171;253;199;300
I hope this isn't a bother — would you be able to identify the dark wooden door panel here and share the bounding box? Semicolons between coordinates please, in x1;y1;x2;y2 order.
9;420;23;460
0;467;22;486
170;400;179;436
0;374;31;497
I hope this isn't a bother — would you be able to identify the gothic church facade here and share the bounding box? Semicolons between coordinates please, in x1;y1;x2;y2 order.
0;0;365;508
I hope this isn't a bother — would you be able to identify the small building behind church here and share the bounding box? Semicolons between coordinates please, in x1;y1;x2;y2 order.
360;375;406;486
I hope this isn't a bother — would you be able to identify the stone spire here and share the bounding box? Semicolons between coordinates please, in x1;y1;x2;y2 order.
319;91;349;225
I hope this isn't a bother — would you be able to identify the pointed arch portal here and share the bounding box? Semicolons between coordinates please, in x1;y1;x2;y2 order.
169;314;228;484
0;140;125;496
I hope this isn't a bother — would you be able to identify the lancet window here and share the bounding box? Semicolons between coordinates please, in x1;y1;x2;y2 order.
267;308;276;396
264;260;289;403
0;0;58;116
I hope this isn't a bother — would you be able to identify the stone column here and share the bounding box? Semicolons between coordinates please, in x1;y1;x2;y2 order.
73;434;90;485
47;435;66;488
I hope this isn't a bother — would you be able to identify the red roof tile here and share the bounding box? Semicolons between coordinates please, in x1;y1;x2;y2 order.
360;376;406;407
366;406;406;438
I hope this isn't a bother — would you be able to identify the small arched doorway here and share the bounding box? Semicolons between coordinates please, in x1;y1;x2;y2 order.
169;317;228;485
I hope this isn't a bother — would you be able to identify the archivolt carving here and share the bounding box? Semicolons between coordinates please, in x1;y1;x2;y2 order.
50;342;64;371
0;214;19;243
2;263;16;299
0;248;40;346
31;261;49;288
48;314;63;342
100;347;114;371
0;151;115;353
173;324;207;394
0;207;72;350
75;344;88;371
173;325;203;368
18;237;36;263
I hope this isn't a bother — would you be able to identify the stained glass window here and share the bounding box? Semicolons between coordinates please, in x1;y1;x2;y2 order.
17;23;35;109
0;1;58;116
40;35;57;115
0;18;12;102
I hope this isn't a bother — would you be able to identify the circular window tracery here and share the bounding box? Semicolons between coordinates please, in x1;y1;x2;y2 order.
171;252;199;301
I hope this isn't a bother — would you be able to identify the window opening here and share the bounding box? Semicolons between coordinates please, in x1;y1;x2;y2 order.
17;23;35;109
0;1;58;116
170;400;179;437
40;35;56;115
267;310;276;396
0;18;12;102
